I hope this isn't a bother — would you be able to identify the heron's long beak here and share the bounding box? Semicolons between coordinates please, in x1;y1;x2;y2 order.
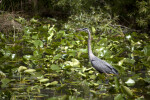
76;29;83;31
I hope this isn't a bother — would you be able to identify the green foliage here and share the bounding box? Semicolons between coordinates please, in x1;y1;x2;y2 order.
0;11;150;100
0;0;100;18
104;0;150;30
135;1;150;28
1;0;150;32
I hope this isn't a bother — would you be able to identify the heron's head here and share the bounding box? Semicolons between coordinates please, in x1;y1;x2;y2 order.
76;28;89;32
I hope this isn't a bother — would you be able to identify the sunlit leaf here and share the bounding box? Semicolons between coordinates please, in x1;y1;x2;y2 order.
44;81;58;87
11;54;16;59
2;50;11;57
33;72;43;78
43;25;48;29
18;66;27;73
23;55;32;60
90;90;96;94
0;71;6;78
30;18;38;23
147;56;150;61
92;27;96;33
32;34;38;39
62;54;68;59
78;72;86;77
123;58;135;64
44;73;58;77
144;45;150;56
51;64;60;71
88;70;94;74
48;25;55;42
93;83;99;87
71;58;80;67
89;75;96;80
33;40;43;48
24;69;36;73
57;30;65;38
53;54;62;60
15;17;26;24
118;59;124;66
125;78;135;86
64;61;72;68
118;58;135;66
121;85;133;97
39;78;49;83
33;50;39;56
148;70;150;75
126;35;131;40
24;27;32;34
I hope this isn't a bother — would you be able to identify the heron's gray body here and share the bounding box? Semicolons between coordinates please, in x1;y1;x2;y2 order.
90;55;118;74
77;28;118;75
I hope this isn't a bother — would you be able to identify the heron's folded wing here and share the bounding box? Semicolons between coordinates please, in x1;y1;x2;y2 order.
91;57;118;74
101;59;118;74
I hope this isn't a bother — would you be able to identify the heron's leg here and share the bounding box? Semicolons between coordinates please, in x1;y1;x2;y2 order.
97;73;109;84
102;73;109;84
104;75;110;84
104;73;116;84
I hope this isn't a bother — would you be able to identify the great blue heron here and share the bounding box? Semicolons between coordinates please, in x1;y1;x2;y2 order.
77;28;118;75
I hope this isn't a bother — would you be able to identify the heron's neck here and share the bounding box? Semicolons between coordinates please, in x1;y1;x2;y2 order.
87;30;93;60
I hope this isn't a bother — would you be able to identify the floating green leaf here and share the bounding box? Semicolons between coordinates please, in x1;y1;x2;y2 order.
53;54;62;60
123;58;135;64
78;72;86;77
92;27;96;33
121;85;133;97
23;55;32;60
51;64;60;71
144;45;150;56
114;77;120;90
125;78;135;86
33;40;43;48
71;58;80;67
118;58;135;65
24;69;36;73
44;81;58;87
1;78;11;88
88;70;94;74
18;66;27;73
0;71;6;78
118;59;124;66
39;78;49;83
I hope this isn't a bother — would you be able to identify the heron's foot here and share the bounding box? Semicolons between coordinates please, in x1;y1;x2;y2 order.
104;79;109;84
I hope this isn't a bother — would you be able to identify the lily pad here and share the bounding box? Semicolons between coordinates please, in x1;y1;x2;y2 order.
24;69;36;73
125;78;135;86
121;85;133;97
18;66;27;73
44;81;58;87
39;78;49;83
